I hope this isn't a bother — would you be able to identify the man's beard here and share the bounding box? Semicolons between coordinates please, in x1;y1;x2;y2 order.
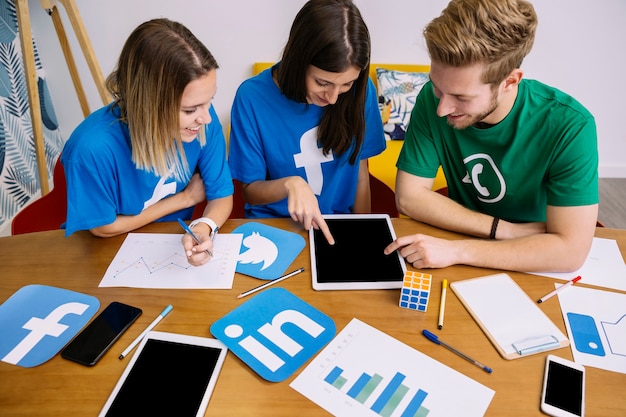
446;92;498;130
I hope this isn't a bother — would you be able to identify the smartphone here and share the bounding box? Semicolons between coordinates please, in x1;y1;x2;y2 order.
61;301;142;366
540;354;585;417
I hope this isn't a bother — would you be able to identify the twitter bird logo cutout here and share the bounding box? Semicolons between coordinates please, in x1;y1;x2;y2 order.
233;222;306;280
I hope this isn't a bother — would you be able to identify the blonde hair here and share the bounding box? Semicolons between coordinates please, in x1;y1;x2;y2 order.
106;19;218;180
424;0;537;85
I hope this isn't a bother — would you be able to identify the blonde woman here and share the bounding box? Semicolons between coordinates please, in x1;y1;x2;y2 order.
62;18;232;266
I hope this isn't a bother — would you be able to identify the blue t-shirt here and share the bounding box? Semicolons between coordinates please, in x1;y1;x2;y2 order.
228;65;385;218
61;104;233;236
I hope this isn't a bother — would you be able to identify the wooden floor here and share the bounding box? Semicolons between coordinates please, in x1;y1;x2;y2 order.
599;178;626;229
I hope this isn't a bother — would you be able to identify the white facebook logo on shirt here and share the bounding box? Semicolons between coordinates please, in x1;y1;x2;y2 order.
293;127;334;195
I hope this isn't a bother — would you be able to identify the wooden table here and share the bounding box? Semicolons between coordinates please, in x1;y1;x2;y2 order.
1;219;625;416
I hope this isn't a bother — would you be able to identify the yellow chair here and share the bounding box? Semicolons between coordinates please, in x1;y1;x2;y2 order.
252;62;447;193
368;64;446;193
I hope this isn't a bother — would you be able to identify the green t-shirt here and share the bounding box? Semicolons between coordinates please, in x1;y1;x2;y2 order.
397;79;598;222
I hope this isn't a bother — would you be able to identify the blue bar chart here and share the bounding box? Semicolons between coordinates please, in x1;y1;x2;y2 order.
324;366;430;417
291;319;494;417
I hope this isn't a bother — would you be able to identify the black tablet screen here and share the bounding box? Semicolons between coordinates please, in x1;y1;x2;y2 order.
104;339;221;416
313;218;404;283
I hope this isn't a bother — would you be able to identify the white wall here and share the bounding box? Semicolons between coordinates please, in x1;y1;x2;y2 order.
29;0;626;177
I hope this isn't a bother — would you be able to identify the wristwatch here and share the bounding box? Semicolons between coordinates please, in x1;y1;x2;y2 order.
189;217;218;235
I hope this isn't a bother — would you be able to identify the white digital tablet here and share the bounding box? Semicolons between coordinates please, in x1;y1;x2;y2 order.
310;214;406;290
98;331;228;417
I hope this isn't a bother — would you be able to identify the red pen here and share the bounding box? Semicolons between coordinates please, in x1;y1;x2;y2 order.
537;276;581;303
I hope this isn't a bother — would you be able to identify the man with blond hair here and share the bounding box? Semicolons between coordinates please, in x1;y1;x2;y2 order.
386;0;598;273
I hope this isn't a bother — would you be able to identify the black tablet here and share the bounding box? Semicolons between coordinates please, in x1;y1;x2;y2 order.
309;214;406;290
98;331;227;417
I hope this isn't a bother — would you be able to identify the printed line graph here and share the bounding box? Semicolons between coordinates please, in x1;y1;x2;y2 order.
111;242;232;277
99;233;243;289
110;236;191;278
112;253;191;277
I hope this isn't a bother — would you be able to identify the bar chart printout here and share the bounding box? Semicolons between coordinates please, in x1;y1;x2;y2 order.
325;366;430;417
291;318;494;417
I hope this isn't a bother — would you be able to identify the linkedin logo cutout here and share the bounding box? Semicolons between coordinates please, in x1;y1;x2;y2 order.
211;287;336;382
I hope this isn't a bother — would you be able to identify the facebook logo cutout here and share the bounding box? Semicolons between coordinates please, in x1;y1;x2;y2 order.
0;285;100;367
211;287;335;382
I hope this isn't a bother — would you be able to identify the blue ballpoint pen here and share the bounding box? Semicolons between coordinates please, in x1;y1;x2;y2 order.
423;329;493;373
119;305;173;359
177;218;212;257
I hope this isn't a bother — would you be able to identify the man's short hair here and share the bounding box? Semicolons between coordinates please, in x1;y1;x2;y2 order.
424;0;538;85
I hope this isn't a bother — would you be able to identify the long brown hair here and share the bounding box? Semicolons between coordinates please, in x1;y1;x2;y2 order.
276;0;371;164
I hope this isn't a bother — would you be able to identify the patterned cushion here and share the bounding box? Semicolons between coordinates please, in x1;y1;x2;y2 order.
376;68;429;140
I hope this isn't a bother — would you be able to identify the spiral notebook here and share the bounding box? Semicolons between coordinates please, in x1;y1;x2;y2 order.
450;273;569;360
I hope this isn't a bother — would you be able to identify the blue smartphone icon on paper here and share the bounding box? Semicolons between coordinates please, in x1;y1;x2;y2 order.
567;312;605;356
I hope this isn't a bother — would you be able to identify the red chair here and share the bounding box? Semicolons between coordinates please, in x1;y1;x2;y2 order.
192;179;246;219
369;173;399;217
11;157;67;235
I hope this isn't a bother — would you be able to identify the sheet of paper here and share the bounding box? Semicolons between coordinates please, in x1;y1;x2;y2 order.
99;233;242;289
290;318;494;417
558;285;626;374
451;274;568;358
529;237;626;292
